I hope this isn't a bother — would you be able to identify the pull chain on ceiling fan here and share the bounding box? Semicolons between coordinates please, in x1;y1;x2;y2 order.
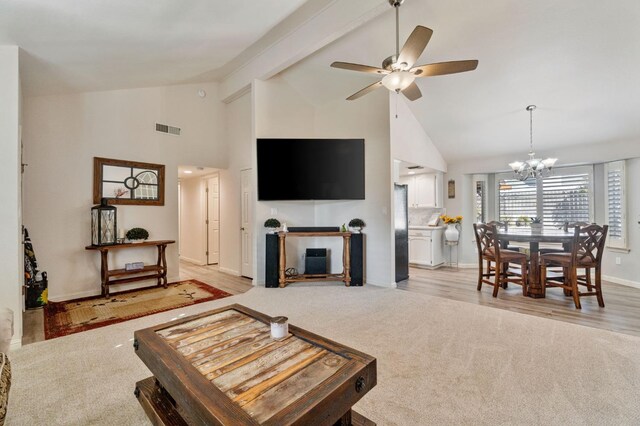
330;0;478;101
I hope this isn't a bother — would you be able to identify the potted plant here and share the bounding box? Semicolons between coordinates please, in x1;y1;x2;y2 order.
440;215;462;242
348;218;366;233
264;218;281;234
516;216;531;227
126;227;149;243
530;217;543;233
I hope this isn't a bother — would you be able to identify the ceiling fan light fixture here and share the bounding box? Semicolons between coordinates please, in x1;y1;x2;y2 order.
381;70;415;92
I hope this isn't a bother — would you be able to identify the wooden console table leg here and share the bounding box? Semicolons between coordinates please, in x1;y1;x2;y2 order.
278;234;286;288
160;244;168;288
101;249;109;298
343;234;351;287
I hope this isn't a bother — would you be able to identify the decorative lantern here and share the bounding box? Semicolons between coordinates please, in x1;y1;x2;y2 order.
91;198;117;246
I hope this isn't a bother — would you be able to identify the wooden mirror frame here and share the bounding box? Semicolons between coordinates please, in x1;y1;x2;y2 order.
93;157;165;206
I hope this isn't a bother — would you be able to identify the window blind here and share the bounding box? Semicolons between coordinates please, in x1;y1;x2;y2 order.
605;161;626;249
542;172;591;229
498;178;538;224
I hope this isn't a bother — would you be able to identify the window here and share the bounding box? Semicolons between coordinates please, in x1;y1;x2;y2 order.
473;174;488;223
605;160;627;249
542;171;591;229
498;178;538;225
497;166;593;228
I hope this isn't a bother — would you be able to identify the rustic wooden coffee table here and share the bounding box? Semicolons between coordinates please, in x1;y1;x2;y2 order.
133;304;377;425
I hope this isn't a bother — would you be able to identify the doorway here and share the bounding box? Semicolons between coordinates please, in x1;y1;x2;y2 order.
178;166;220;266
206;174;220;264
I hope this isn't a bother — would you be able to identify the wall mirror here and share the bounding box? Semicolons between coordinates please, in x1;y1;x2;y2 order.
93;157;165;205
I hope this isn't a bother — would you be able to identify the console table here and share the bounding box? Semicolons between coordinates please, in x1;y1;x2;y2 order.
277;231;353;288
85;240;175;298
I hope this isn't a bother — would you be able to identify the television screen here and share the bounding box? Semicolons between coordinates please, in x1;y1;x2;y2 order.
257;138;365;201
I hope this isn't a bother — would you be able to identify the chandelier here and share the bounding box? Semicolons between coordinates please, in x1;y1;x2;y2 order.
508;105;557;181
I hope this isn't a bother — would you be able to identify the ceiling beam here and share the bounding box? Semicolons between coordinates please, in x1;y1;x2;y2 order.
218;0;389;103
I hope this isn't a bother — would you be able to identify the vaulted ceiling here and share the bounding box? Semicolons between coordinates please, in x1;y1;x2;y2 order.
0;0;307;95
2;0;639;163
279;0;640;163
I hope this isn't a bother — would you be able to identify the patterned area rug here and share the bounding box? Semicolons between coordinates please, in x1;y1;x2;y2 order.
44;280;231;339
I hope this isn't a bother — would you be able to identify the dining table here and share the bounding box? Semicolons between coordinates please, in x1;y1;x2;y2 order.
497;227;575;298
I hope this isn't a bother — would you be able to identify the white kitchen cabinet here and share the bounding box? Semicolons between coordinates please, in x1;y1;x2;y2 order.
398;173;441;208
408;228;444;267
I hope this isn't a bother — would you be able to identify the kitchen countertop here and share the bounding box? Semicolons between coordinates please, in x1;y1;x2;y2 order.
409;226;444;230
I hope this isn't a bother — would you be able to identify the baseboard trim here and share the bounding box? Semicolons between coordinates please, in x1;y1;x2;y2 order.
366;281;396;288
179;256;205;266
219;267;241;276
10;336;22;351
602;275;640;290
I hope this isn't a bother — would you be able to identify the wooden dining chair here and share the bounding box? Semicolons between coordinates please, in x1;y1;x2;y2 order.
540;221;594;290
473;223;528;297
540;224;608;309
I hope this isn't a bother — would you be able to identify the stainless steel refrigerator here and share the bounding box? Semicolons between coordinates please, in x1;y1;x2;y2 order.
394;183;409;282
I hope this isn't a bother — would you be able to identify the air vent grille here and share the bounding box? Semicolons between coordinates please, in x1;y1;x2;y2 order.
156;123;181;136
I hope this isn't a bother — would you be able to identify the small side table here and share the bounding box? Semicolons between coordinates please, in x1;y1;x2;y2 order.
445;240;459;269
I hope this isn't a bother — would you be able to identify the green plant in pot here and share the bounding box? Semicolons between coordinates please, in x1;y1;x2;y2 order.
530;217;543;232
348;218;366;233
126;227;149;243
264;218;281;234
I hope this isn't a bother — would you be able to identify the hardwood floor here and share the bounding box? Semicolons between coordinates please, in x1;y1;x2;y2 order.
21;261;253;345
399;266;640;337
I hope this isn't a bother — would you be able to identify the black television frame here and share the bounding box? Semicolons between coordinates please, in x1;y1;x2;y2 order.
256;138;365;201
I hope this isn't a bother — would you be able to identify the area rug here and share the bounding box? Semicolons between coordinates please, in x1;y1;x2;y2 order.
44;280;231;339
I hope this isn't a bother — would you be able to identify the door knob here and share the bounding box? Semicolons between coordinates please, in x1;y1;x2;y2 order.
241;227;245;230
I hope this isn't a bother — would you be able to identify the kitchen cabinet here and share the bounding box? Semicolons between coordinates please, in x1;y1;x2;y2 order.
399;173;441;208
408;228;444;267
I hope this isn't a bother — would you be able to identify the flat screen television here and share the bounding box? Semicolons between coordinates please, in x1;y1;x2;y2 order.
257;138;365;201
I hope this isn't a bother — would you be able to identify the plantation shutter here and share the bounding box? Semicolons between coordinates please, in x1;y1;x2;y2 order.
605;161;627;249
497;177;538;224
542;170;591;229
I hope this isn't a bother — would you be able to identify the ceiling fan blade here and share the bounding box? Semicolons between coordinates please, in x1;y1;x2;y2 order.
346;81;384;101
402;81;422;101
331;61;390;75
396;26;433;69
411;60;479;77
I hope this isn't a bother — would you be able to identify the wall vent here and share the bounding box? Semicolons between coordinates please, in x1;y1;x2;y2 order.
156;123;181;136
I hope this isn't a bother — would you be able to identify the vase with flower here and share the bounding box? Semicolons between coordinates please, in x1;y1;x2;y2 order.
440;215;463;242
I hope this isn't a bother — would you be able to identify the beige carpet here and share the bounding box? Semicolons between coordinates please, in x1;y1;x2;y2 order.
6;285;640;425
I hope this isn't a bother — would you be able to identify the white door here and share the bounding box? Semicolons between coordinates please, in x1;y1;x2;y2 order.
207;175;220;264
241;169;253;278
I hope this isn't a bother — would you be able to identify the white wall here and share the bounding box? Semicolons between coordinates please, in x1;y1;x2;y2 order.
178;177;206;265
390;96;447;173
313;95;393;285
219;92;252;276
23;82;226;301
253;78;317;279
252;77;393;286
0;46;22;346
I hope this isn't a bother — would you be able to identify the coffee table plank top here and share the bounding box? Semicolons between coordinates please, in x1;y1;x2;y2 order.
135;304;376;425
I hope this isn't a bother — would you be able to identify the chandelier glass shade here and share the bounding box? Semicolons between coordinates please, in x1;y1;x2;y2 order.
509;105;557;181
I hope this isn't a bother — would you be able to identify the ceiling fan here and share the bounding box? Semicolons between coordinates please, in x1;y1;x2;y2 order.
330;0;478;101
